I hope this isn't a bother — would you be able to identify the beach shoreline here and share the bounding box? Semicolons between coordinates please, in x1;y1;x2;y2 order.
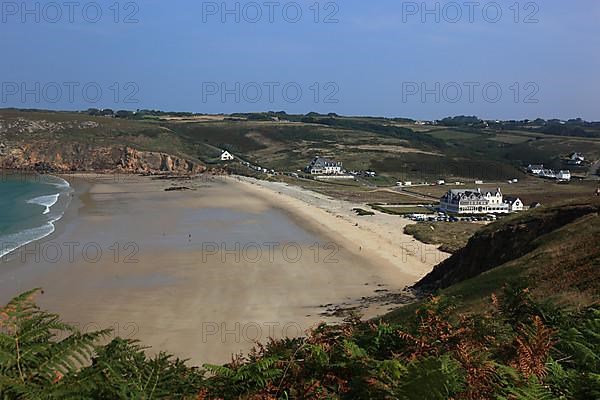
0;173;79;261
231;175;449;279
0;173;446;365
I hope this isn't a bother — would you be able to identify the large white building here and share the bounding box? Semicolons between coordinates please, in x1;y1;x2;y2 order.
306;156;343;175
439;188;523;214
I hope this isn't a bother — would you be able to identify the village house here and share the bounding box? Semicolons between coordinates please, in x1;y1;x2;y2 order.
527;162;572;182
439;188;523;215
306;156;343;175
505;197;524;212
539;169;557;179
527;164;544;174
220;151;235;161
557;170;571;181
568;153;585;165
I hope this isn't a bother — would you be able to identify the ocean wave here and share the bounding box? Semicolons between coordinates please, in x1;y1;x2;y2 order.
0;219;57;259
47;176;71;189
1;176;72;260
27;194;60;215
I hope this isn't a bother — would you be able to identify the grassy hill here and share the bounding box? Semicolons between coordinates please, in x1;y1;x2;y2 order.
390;199;600;317
4;109;600;184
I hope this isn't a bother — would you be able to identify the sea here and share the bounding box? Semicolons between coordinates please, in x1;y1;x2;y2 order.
0;173;73;259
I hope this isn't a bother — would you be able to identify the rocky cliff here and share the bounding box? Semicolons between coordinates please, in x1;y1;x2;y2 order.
0;112;205;174
0;143;204;174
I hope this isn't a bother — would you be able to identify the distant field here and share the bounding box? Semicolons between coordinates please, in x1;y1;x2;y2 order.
275;176;427;204
370;205;432;215
488;133;532;144
422;129;484;140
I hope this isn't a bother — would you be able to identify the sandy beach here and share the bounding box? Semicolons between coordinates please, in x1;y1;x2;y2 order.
0;174;446;365
234;176;449;278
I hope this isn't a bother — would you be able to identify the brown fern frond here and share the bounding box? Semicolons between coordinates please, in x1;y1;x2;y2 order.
491;293;500;310
454;343;497;400
512;316;557;379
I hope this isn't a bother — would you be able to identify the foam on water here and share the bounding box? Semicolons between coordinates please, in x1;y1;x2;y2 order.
27;194;60;215
0;176;72;259
0;219;57;259
47;176;71;189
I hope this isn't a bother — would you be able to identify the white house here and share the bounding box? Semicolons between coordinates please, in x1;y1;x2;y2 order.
528;164;544;174
306;156;343;175
557;170;571;181
571;153;585;162
505;197;524;212
567;153;584;166
220;151;235;161
539;169;557;179
439;188;512;214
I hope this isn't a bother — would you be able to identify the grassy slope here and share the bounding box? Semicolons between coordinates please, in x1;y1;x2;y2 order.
386;198;600;322
0;109;197;162
156;118;600;183
404;222;484;253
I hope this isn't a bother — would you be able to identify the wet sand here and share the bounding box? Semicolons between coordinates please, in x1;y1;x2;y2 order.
0;174;445;365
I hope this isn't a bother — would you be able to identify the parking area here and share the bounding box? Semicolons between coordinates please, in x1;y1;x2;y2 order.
404;212;498;223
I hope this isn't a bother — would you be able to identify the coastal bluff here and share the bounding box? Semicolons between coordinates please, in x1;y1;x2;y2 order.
0;143;205;174
0;112;205;174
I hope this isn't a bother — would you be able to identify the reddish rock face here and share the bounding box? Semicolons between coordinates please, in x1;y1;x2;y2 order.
0;114;206;175
0;144;205;175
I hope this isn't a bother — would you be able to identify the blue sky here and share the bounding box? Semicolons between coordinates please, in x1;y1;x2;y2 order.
1;0;599;120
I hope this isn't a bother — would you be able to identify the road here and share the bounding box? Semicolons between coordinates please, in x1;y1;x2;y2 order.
393;187;440;201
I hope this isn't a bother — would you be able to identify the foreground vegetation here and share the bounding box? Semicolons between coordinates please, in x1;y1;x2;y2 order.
1;286;599;399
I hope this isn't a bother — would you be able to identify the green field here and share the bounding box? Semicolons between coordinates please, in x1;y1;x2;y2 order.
369;205;433;215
